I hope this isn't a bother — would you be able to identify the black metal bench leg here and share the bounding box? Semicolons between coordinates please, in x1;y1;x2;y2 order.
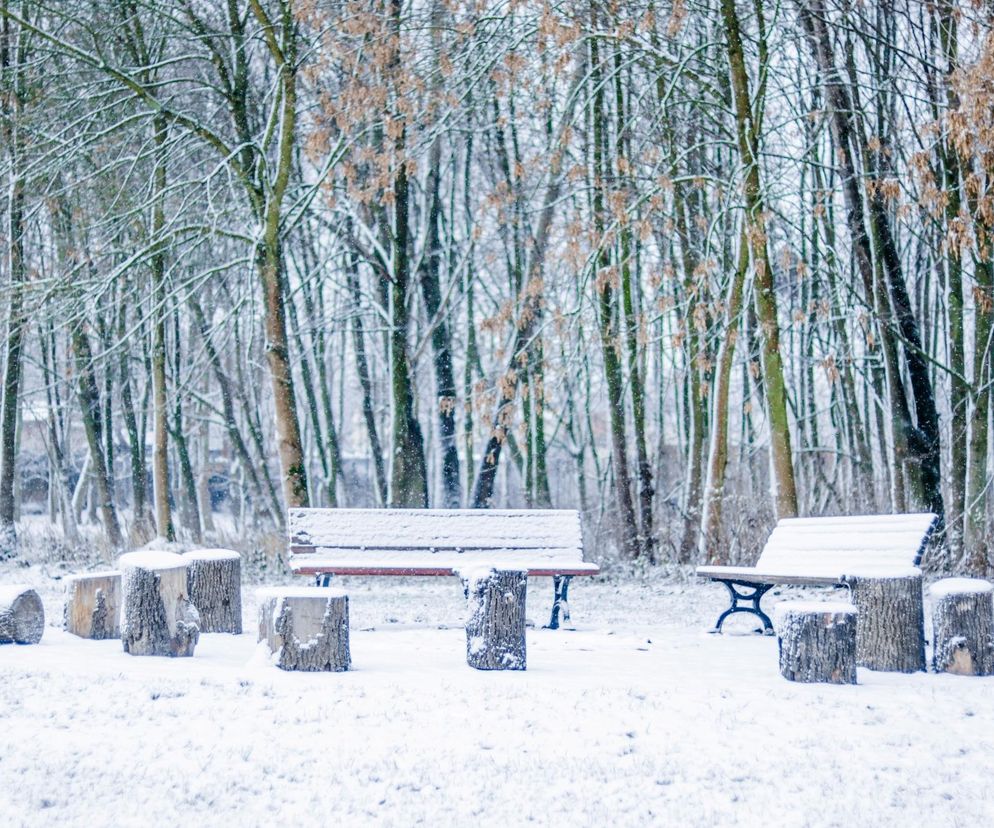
315;573;333;587
547;575;572;630
712;581;774;634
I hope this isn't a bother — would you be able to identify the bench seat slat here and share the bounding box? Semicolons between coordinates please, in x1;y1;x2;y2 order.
289;508;582;550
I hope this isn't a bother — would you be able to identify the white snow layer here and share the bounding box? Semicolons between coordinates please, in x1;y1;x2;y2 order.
183;548;241;562
773;600;858;621
2;572;993;827
117;550;189;571
929;577;994;597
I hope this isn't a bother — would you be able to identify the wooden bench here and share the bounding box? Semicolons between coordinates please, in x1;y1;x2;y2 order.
287;508;599;629
696;512;938;633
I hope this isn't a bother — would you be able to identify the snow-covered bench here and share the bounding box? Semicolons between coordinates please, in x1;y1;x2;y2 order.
696;513;939;633
287;508;599;629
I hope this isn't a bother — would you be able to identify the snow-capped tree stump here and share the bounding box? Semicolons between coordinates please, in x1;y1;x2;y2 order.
119;551;200;657
183;549;242;634
461;568;527;671
63;571;121;639
257;587;350;672
774;601;858;684
929;578;994;676
841;568;925;672
0;585;44;644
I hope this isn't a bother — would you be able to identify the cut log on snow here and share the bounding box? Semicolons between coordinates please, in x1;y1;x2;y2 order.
0;585;44;644
929;578;994;676
841;567;924;672
119;551;200;657
63;571;121;639
461;568;527;671
774;601;857;684
257;587;350;672
183;549;242;634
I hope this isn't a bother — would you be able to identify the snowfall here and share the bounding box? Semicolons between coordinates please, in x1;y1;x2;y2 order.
2;546;993;827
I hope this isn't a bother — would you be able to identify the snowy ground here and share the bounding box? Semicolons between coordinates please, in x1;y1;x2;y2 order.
2;560;994;827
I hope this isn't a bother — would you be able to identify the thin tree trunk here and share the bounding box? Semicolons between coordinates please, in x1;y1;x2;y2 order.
722;0;798;519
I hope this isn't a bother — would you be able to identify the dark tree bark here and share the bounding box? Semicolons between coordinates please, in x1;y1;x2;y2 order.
843;570;925;672
776;602;858;684
930;580;994;676
184;549;242;634
462;569;527;671
257;588;351;672
120;551;200;657
0;586;44;644
64;572;122;640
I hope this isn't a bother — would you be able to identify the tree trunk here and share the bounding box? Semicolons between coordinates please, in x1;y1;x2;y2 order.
184;549;242;634
63;571;121;640
462;569;527;671
700;229;749;563
929;579;994;676
0;15;26;550
0;585;44;644
120;550;200;657
71;323;123;548
775;601;858;684
722;0;797;519
257;587;350;672
842;569;925;672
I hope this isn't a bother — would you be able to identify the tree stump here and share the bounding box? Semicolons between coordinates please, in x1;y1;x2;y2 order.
257;587;350;672
841;567;925;672
774;601;857;684
183;549;242;634
461;568;527;671
64;571;122;639
119;551;200;657
930;578;994;676
0;585;45;645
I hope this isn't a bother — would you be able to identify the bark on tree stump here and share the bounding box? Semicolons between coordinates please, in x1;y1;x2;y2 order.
774;601;858;684
119;551;200;657
929;578;994;676
183;549;242;634
0;585;45;644
63;571;121;639
841;567;925;672
461;568;527;671
257;587;350;672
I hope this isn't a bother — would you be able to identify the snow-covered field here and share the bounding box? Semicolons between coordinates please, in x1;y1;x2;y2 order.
2;563;993;827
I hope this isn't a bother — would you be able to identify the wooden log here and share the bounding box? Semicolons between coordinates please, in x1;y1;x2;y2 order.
774;600;857;684
119;551;200;657
929;578;994;676
841;567;925;672
63;571;121;639
0;585;44;644
183;549;242;634
256;587;350;672
461;568;527;671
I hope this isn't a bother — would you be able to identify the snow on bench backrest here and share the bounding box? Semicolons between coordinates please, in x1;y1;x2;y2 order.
289;508;584;559
755;513;938;572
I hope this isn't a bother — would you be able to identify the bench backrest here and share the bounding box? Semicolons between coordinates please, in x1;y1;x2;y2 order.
289;507;583;560
755;512;938;572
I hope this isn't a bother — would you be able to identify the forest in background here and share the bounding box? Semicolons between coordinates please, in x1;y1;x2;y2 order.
0;0;992;572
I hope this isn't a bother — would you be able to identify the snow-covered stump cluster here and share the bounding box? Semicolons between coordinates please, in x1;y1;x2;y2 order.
0;586;44;645
775;601;858;684
257;587;351;672
842;568;925;673
183;549;242;634
462;568;527;671
120;551;200;657
929;579;994;676
63;572;121;640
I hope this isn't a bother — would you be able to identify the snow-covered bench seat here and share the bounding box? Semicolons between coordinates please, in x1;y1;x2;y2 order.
287;508;599;629
696;512;939;633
